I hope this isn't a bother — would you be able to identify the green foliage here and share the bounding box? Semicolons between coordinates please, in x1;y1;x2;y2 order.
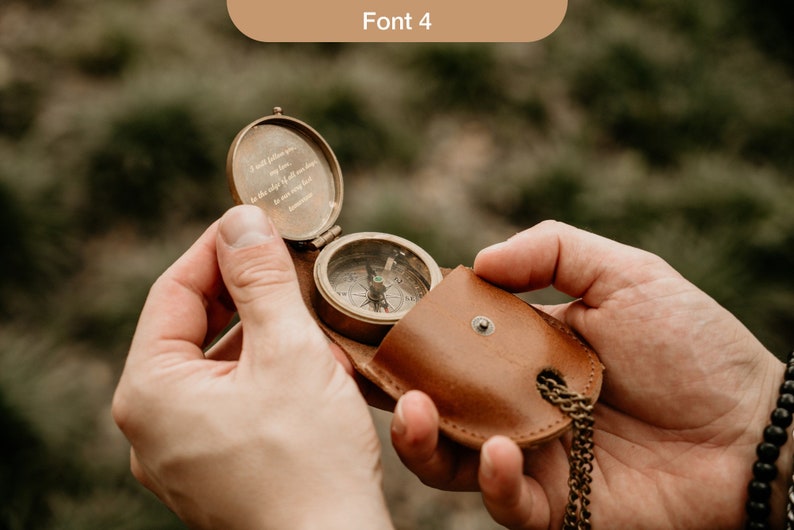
0;179;78;317
572;41;733;166
741;112;794;171
73;30;137;78
408;44;505;112
0;81;41;139
0;183;37;299
732;0;794;68
303;87;396;170
0;389;57;530
83;101;218;232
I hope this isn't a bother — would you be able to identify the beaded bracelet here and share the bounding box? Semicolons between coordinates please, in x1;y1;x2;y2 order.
746;350;794;530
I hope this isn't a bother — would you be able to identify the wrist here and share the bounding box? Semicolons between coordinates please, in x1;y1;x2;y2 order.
270;482;393;530
295;489;394;530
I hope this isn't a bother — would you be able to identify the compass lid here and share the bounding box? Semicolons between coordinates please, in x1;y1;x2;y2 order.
226;107;343;243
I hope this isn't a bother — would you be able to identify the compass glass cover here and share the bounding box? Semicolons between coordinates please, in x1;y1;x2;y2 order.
325;238;434;317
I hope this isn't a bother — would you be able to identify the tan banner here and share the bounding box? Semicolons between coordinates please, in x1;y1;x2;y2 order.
227;0;567;42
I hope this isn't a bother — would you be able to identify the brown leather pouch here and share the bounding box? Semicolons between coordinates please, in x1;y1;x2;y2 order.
227;109;603;450
291;248;603;449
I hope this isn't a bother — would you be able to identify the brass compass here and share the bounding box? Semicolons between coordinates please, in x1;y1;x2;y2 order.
226;107;442;344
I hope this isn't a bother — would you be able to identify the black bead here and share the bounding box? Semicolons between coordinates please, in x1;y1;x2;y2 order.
770;407;793;428
756;442;780;462
780;379;794;395
763;425;788;446
745;521;770;530
746;354;794;530
746;499;771;519
748;480;772;501
778;393;794;413
753;461;778;481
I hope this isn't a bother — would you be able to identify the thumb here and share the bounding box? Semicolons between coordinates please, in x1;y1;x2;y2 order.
216;205;320;352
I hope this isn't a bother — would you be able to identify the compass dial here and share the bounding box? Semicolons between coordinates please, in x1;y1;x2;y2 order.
314;232;442;344
328;253;429;315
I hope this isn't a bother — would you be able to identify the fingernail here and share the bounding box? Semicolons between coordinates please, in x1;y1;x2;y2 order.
392;398;407;437
220;205;275;248
480;439;496;479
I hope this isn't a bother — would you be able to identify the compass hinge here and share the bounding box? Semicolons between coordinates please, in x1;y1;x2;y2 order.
309;225;342;250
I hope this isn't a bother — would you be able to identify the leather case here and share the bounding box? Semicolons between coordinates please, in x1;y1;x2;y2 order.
290;247;604;449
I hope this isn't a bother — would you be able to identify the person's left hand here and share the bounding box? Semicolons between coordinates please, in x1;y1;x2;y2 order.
112;205;393;530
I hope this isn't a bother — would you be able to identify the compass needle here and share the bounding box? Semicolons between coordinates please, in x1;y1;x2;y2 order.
315;234;442;343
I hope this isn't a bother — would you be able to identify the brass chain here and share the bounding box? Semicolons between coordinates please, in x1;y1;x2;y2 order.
537;373;596;530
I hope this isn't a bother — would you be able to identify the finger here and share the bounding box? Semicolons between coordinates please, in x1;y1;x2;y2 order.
479;436;549;530
215;205;327;363
391;390;480;491
473;220;672;308
128;221;223;364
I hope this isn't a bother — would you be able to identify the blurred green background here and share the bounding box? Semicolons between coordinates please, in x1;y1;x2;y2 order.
1;0;792;528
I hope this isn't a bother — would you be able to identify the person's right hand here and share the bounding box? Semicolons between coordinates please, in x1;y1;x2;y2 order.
112;205;392;530
390;220;789;529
